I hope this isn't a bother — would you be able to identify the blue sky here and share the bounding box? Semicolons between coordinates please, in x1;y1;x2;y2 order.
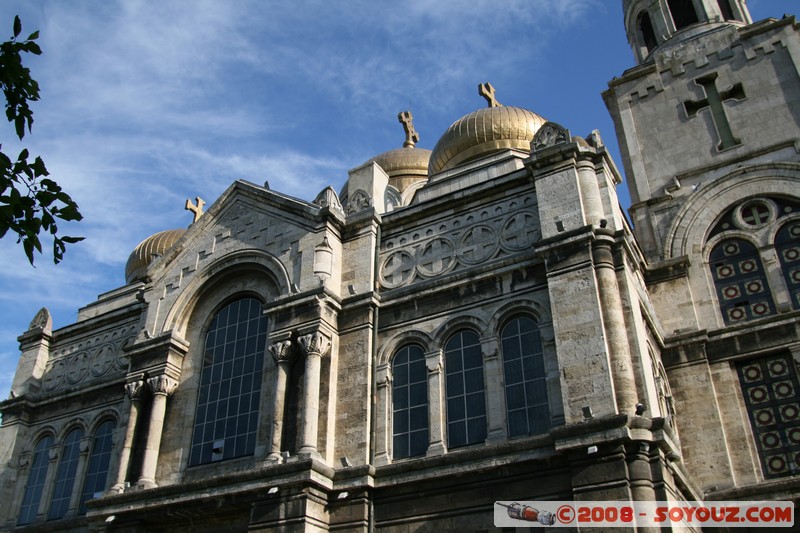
0;0;796;398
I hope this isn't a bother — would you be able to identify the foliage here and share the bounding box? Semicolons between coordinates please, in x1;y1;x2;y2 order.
0;16;82;264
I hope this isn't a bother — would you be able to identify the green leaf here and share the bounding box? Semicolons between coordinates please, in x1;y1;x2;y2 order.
27;30;38;41
13;16;21;38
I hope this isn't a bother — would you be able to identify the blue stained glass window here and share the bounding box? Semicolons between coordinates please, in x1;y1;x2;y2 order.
18;435;54;525
80;420;115;514
710;239;775;324
502;317;550;437
445;331;486;448
392;345;428;459
189;297;267;466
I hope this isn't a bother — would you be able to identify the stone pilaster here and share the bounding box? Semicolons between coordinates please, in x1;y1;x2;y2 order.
65;436;93;516
425;350;447;456
267;338;295;462
35;443;61;522
297;331;331;457
481;336;507;442
137;375;178;488
373;363;392;465
111;379;145;493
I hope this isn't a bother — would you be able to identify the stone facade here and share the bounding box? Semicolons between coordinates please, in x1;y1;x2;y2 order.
1;1;798;531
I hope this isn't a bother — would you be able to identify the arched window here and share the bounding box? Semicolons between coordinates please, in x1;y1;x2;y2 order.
189;297;267;466
775;220;800;310
48;428;84;520
18;435;54;525
79;420;115;514
710;238;775;324
717;0;737;21
444;330;486;448
502;316;549;437
391;345;428;459
667;0;699;30
637;12;657;54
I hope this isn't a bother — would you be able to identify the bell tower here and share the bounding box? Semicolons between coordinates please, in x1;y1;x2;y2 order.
624;0;752;64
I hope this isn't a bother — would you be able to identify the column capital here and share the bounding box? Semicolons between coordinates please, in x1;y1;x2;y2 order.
147;375;178;397
124;379;146;400
376;363;392;388
269;340;295;364
425;349;443;373
297;331;331;358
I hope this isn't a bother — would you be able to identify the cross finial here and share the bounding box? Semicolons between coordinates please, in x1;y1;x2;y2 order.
398;110;419;148
185;196;205;223
479;82;501;108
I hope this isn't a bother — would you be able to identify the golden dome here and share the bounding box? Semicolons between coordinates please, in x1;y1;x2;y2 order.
367;146;432;193
428;106;547;175
125;229;186;284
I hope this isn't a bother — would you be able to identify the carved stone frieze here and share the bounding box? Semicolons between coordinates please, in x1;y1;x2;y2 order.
378;195;540;289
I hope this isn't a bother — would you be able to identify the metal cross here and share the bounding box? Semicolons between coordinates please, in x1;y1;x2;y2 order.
479;82;501;108
185;196;206;223
398;110;419;148
684;73;745;151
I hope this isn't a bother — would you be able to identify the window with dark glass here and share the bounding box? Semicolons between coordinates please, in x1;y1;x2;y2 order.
445;330;486;448
737;354;800;479
189;297;267;466
710;238;775;324
502;316;550;437
638;12;657;53
18;435;54;525
667;0;700;29
79;420;115;514
775;220;800;311
717;0;737;21
391;345;429;459
48;428;84;520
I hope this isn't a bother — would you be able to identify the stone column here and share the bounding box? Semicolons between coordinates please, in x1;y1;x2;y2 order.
593;235;639;415
481;336;507;442
137;375;178;488
297;332;331;457
373;363;392;466
628;442;658;533
266;339;295;462
35;443;61;521
425;350;447;456
6;452;32;528
65;436;92;516
110;380;144;493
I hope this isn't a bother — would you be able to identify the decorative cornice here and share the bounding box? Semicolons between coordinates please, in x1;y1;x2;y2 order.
269;340;295;364
297;332;331;358
147;375;178;397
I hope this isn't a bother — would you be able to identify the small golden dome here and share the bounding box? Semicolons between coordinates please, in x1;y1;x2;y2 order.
428;106;547;175
368;146;432;193
125;229;186;284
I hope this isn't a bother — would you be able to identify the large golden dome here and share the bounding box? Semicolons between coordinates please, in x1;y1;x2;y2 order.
428;105;547;175
125;229;186;284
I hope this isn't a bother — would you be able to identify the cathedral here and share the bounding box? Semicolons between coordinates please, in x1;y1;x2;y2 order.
1;0;798;530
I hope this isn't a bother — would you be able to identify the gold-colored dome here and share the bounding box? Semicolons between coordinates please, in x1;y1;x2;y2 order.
125;229;186;284
428;106;547;175
367;146;432;193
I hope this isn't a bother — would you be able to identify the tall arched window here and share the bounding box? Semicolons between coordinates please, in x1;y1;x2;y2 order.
717;0;737;21
189;297;267;466
445;330;486;448
391;345;428;459
775;220;800;310
502;316;550;437
18;435;54;525
667;0;700;30
79;420;115;514
48;428;84;520
710;238;775;324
